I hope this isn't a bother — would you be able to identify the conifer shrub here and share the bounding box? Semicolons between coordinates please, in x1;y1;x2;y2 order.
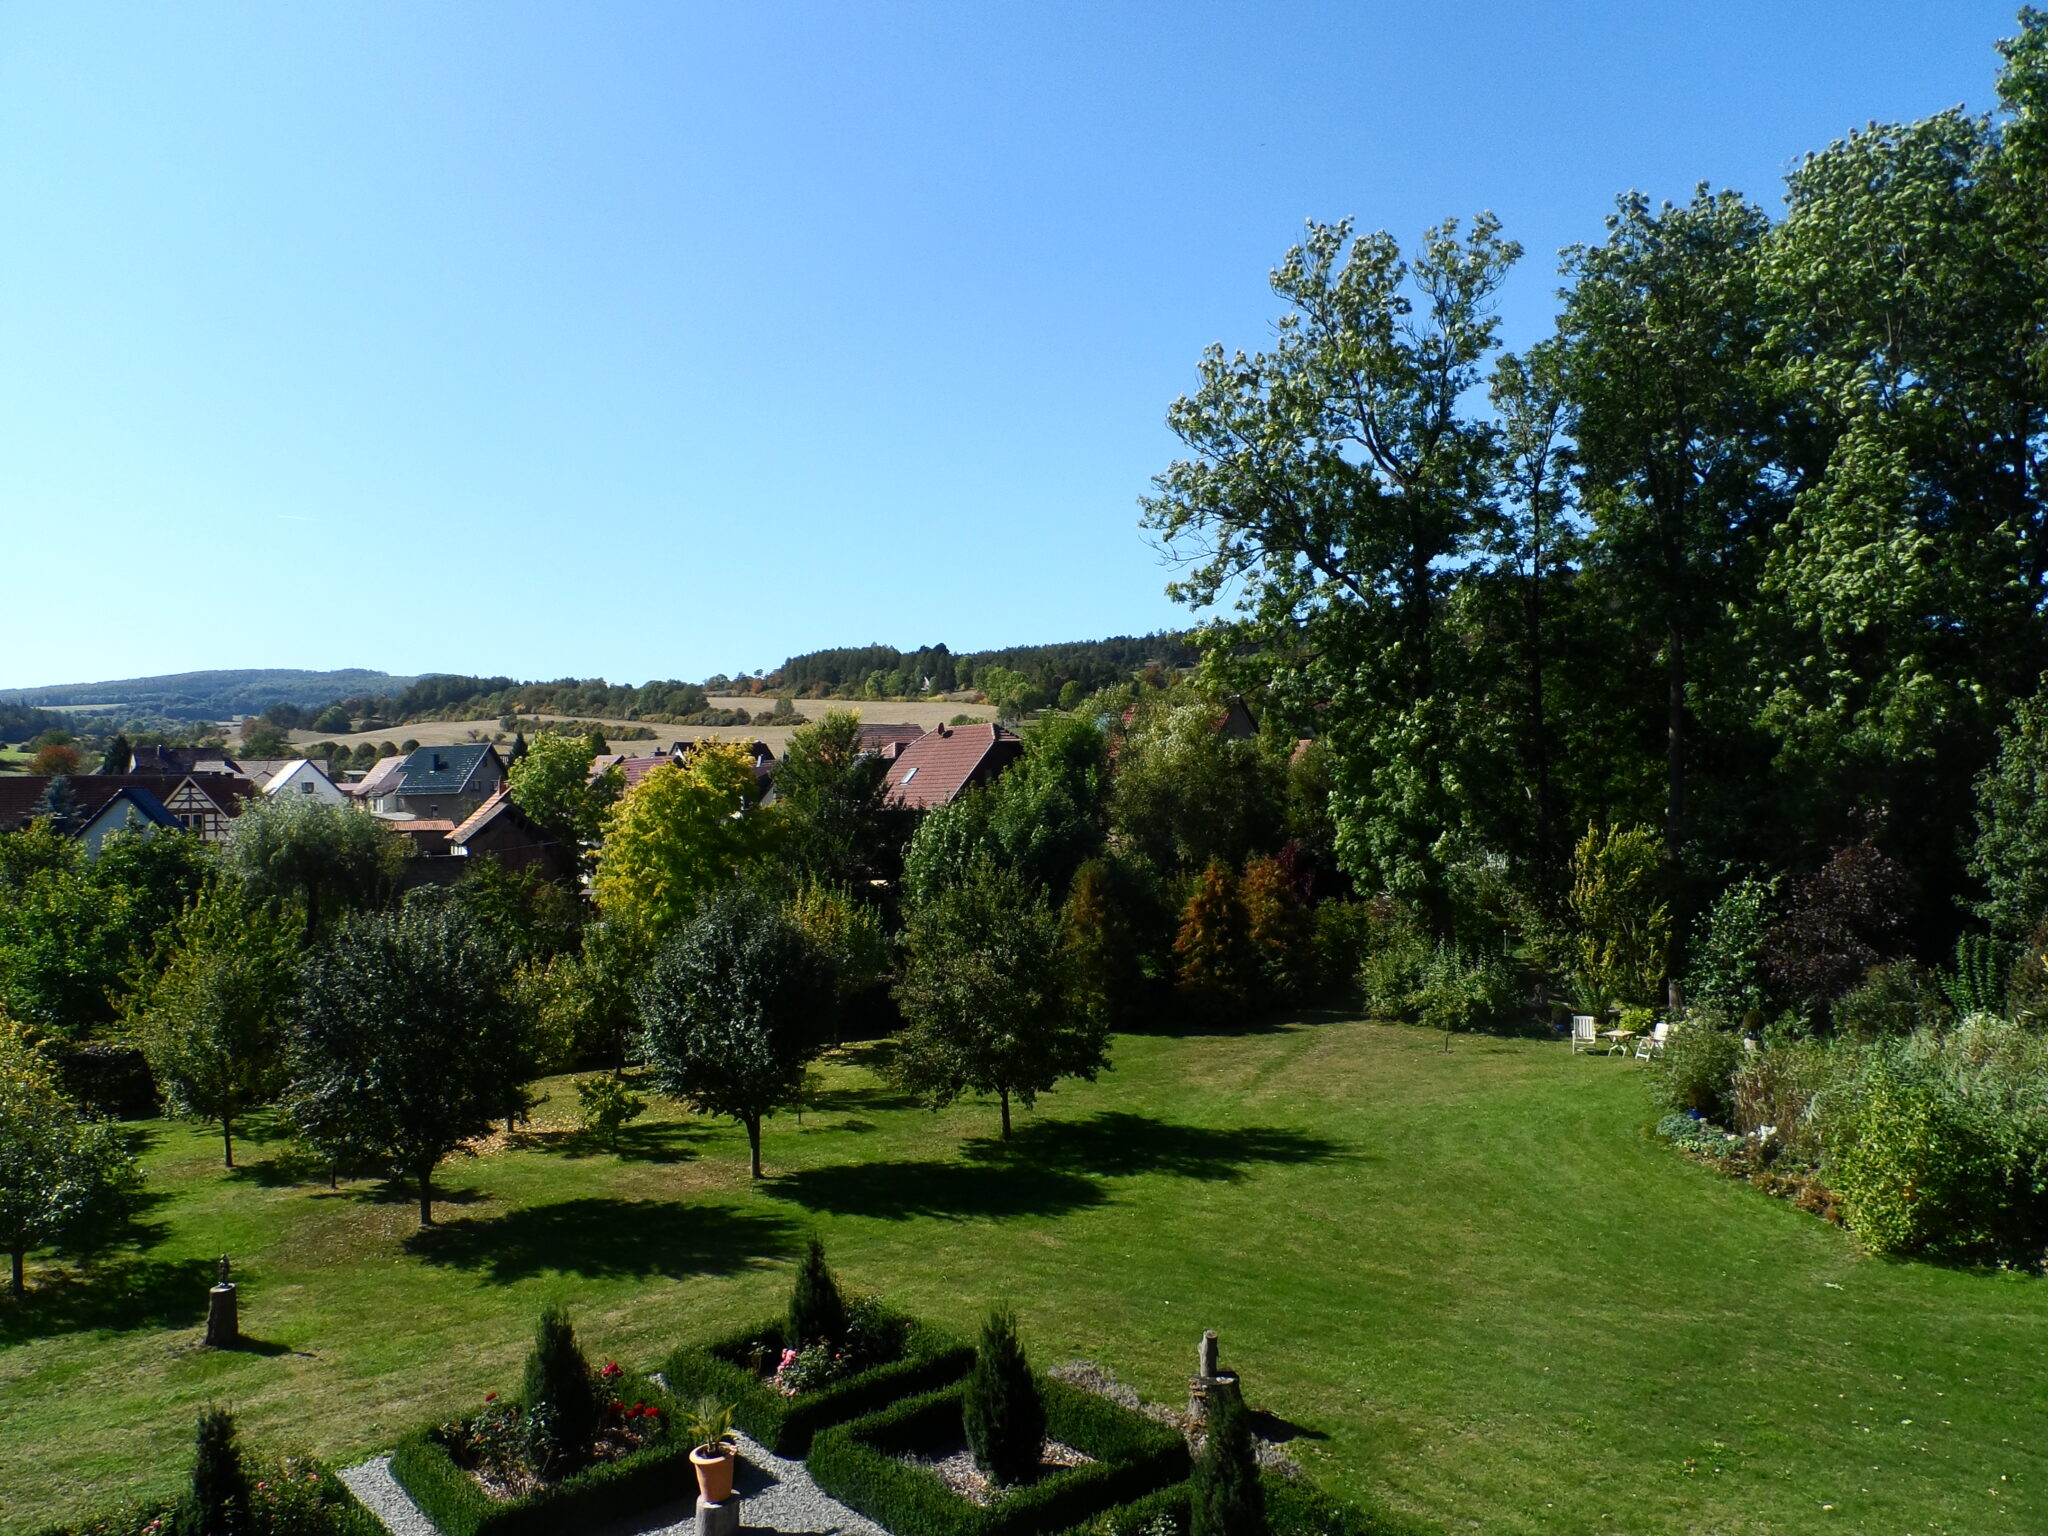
790;1234;848;1347
965;1308;1046;1487
1240;856;1313;1001
183;1405;250;1536
522;1305;599;1474
1189;1388;1266;1536
1174;862;1253;1011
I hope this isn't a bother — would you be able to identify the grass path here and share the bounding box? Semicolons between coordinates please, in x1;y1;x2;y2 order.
2;1015;2042;1535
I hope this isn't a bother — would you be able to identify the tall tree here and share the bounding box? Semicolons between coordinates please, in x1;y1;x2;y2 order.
1557;187;1784;898
772;709;905;885
224;795;406;939
636;884;834;1178
1142;216;1518;912
894;861;1106;1138
592;742;777;946
507;731;623;873
287;904;524;1224
0;1022;140;1296
127;891;299;1168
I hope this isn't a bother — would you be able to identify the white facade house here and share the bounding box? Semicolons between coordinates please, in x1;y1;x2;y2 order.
260;758;347;805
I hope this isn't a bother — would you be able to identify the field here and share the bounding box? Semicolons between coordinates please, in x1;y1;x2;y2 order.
3;1016;2042;1536
287;698;994;756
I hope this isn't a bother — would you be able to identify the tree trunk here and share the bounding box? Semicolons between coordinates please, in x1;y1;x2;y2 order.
417;1161;436;1227
745;1115;763;1179
1666;619;1687;860
9;1247;23;1298
222;1116;236;1171
1000;1088;1012;1140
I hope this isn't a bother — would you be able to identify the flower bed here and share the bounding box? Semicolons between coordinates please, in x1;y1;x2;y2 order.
662;1306;973;1456
32;1459;383;1536
389;1369;688;1536
806;1377;1189;1536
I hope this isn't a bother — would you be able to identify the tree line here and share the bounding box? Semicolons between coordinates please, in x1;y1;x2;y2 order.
1143;13;2048;1002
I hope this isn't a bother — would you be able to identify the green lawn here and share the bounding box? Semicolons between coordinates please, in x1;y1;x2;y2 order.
2;1015;2042;1535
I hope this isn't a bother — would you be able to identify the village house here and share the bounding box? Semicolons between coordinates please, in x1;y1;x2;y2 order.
882;721;1022;809
383;743;506;822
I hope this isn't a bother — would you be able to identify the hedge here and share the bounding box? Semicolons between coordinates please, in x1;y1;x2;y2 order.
807;1376;1190;1536
387;1378;689;1536
31;1467;385;1536
661;1313;973;1456
1057;1471;1424;1536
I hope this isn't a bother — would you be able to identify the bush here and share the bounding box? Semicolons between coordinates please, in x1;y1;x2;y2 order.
790;1234;848;1348
1651;1012;1743;1122
572;1076;645;1151
521;1306;598;1476
1061;1472;1403;1536
1309;901;1373;998
1190;1388;1265;1536
1831;963;1951;1042
808;1377;1189;1536
965;1308;1046;1488
1940;933;2017;1019
1412;944;1521;1037
36;1459;380;1536
1761;839;1913;1021
1816;1020;2048;1260
183;1406;250;1536
663;1313;973;1456
1730;1038;1833;1163
1684;876;1777;1016
1356;901;1429;1020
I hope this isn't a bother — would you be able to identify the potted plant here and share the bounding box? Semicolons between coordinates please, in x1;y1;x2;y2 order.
686;1397;738;1503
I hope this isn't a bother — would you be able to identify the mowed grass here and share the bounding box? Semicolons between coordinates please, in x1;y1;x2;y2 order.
2;1016;2043;1535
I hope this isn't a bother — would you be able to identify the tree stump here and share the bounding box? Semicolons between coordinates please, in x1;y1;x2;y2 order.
696;1494;740;1536
204;1284;239;1349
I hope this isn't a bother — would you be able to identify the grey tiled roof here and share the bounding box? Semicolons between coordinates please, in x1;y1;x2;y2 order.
395;744;501;797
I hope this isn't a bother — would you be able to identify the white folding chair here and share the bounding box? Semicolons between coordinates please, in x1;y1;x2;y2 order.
1570;1014;1599;1054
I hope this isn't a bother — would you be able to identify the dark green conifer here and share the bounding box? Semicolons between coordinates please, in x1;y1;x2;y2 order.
522;1303;598;1473
1191;1384;1267;1536
963;1306;1045;1487
184;1404;249;1536
788;1233;846;1345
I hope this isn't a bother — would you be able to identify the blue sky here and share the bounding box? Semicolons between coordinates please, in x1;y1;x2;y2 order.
0;2;2024;689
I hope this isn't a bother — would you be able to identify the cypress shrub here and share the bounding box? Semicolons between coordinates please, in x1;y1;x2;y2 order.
964;1307;1045;1488
1190;1388;1266;1536
183;1405;249;1536
522;1304;599;1474
789;1234;847;1346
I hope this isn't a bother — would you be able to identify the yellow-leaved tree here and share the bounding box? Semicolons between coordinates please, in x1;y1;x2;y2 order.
591;741;778;946
1567;823;1670;1011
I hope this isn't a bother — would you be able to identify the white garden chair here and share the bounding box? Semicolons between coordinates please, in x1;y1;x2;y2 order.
1570;1014;1599;1054
1646;1019;1671;1056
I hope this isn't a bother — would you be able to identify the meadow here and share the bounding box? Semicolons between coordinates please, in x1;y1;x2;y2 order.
2;1014;2040;1536
287;698;993;755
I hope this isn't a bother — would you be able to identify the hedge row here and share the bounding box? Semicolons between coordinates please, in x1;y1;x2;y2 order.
1057;1471;1419;1536
661;1314;973;1455
807;1377;1191;1536
387;1377;688;1536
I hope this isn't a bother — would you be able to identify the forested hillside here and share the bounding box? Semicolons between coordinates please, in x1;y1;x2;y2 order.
0;669;420;721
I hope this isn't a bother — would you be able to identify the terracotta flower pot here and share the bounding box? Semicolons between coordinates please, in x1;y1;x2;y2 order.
691;1444;735;1503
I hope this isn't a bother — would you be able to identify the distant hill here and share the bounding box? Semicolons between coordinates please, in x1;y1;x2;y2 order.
0;669;423;722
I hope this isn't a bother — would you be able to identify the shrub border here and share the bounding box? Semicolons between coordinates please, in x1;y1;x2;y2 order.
661;1315;972;1456
388;1377;687;1536
807;1377;1190;1536
1055;1470;1412;1536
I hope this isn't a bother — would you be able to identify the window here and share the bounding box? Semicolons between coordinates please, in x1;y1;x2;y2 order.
300;780;315;794
901;766;918;783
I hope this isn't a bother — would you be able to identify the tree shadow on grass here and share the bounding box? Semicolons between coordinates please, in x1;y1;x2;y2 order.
765;1160;1106;1221
0;1254;216;1345
962;1112;1347;1182
404;1199;799;1284
766;1112;1348;1221
1123;1003;1359;1041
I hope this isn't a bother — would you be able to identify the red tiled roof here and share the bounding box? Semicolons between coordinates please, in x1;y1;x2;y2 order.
883;723;1022;810
0;774;252;832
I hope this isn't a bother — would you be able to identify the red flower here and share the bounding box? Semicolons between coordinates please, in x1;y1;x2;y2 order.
484;1393;498;1402
602;1361;622;1379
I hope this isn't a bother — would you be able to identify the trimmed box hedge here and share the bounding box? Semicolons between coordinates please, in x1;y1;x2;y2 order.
1058;1471;1418;1536
807;1377;1191;1536
388;1379;689;1536
661;1314;973;1456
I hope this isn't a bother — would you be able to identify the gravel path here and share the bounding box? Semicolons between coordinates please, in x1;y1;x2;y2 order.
336;1456;440;1536
341;1432;889;1536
